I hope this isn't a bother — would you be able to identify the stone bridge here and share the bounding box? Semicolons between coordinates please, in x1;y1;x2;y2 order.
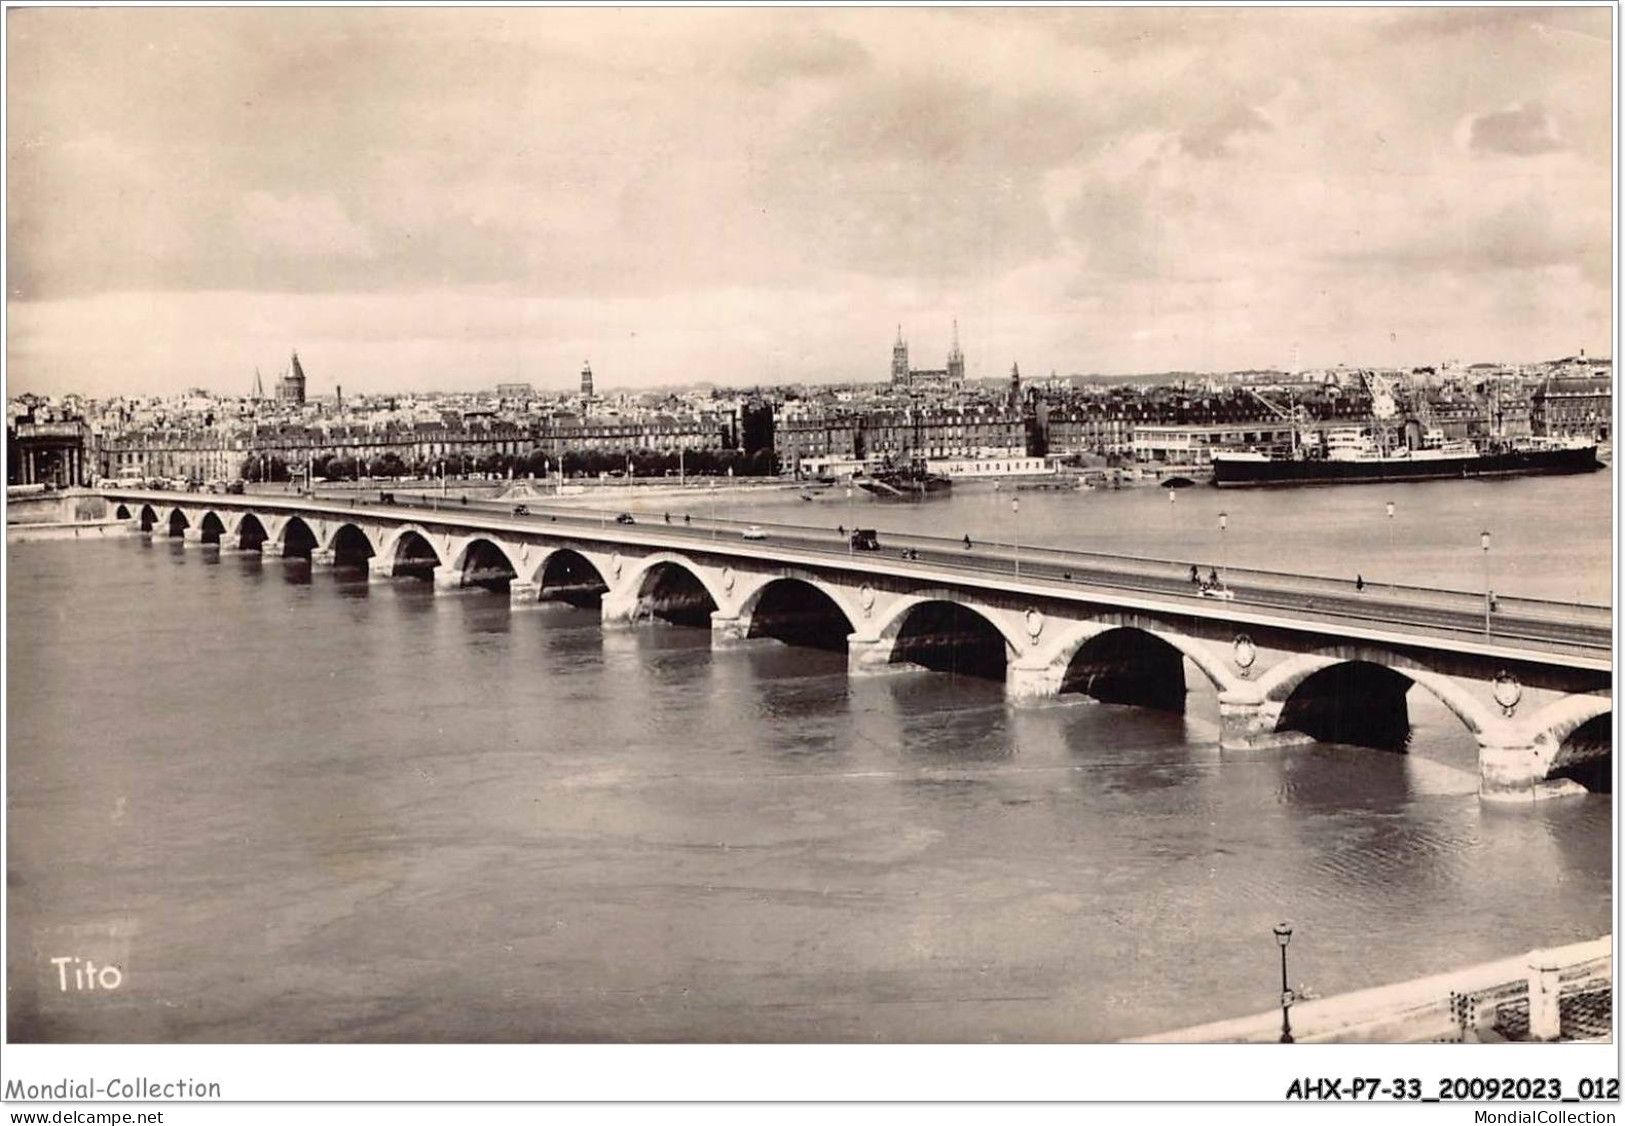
106;490;1614;803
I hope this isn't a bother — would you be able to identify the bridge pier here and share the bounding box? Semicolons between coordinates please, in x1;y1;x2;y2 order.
1477;740;1585;803
310;548;337;570
509;580;541;607
431;565;462;593
367;557;395;583
181;527;207;546
710;612;751;647
846;633;896;675
1217;691;1303;751
601;590;642;629
1005;659;1065;703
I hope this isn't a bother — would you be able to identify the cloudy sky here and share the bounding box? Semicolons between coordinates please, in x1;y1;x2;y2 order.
6;7;1613;398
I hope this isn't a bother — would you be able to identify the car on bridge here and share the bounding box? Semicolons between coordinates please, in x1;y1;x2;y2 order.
615;512;636;524
849;528;881;552
742;525;767;540
512;504;530;517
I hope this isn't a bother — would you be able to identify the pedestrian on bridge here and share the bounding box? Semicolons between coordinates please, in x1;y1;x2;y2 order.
963;534;972;550
1356;574;1365;592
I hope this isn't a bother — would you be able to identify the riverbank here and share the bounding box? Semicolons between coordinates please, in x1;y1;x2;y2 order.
501;478;811;504
1133;935;1612;1043
6;519;134;543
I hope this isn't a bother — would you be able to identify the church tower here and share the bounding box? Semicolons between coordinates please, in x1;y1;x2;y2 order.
891;326;910;385
946;319;965;384
580;360;594;400
1008;361;1022;410
276;351;307;406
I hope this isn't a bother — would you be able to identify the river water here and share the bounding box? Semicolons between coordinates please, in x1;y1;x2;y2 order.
6;472;1612;1042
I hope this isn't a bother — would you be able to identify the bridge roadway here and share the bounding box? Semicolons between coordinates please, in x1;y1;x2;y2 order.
131;487;1610;667
356;489;1609;657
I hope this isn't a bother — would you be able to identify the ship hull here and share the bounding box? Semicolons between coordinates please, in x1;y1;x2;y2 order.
856;474;953;500
1212;445;1601;488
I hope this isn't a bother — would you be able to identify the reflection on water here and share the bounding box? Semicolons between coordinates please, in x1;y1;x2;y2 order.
5;486;1612;1042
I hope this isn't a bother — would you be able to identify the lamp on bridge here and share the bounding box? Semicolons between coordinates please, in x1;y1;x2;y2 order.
845;486;853;554
1273;923;1295;1044
1218;511;1229;581
1012;496;1021;578
1480;530;1492;635
1385;501;1396;592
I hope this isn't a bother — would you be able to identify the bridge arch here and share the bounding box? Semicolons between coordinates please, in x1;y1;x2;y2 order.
1548;711;1611;793
535;547;611;606
625;556;722;627
114;503;131;521
1038;618;1237;696
445;535;521;591
197;511;227;543
138;504;158;531
875;594;1020;681
736;576;857;652
619;553;730;619
328;523;378;566
377;526;445;579
165;508;190;537
1053;625;1221;712
267;515;320;559
1253;649;1498;751
378;525;448;571
871;591;1027;657
1521;693;1614;750
231;512;270;550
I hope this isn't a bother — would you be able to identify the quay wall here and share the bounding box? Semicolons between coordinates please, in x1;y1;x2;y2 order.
6;489;110;525
6;519;135;543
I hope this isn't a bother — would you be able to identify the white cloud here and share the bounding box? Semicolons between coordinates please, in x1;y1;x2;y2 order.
5;7;1612;394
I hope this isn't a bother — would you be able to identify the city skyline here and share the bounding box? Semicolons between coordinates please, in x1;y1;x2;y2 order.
7;7;1613;398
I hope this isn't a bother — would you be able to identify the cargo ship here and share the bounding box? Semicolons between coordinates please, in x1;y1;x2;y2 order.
1210;370;1603;487
1212;434;1601;488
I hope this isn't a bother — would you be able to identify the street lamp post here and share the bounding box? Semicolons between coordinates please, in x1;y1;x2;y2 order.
1385;500;1395;592
1273;923;1294;1044
1218;511;1229;584
1012;496;1021;577
1481;530;1492;635
845;485;854;554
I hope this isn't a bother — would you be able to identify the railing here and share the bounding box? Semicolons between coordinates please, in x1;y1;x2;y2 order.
1135;935;1612;1044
